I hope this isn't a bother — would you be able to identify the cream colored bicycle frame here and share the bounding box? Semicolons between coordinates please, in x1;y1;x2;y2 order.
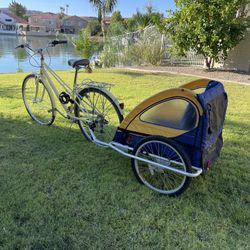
35;58;123;122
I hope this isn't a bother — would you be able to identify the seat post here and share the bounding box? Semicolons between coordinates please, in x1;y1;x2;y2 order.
74;66;80;86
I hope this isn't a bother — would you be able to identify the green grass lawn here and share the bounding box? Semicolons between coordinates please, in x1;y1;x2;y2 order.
0;69;249;249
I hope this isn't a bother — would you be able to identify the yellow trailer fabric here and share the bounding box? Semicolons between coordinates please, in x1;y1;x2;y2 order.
119;86;203;137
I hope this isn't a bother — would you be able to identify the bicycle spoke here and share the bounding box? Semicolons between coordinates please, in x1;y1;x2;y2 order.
22;76;54;125
75;88;123;142
133;139;189;195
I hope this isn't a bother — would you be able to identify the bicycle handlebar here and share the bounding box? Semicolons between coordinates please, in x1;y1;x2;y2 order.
15;43;30;49
50;40;68;46
15;40;68;67
15;44;24;49
15;40;67;51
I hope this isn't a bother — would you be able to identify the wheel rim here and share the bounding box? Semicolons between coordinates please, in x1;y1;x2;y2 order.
23;77;54;125
135;140;187;195
77;89;122;143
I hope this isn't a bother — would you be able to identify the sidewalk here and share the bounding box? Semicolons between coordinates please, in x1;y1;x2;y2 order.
121;66;250;86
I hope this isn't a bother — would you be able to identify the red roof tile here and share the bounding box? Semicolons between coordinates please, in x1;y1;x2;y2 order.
3;11;28;24
64;15;85;21
31;12;58;20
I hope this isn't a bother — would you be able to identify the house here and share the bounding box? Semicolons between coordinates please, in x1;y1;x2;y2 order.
103;16;111;26
29;12;59;33
61;15;88;34
225;31;250;72
224;4;250;72
0;9;28;34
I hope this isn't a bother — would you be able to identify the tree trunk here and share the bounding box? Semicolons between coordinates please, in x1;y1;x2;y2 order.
98;7;102;23
101;7;106;42
205;57;214;70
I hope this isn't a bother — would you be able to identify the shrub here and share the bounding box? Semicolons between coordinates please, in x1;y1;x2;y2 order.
101;27;165;67
75;29;103;58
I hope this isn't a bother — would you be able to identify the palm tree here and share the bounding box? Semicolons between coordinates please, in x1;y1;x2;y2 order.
66;4;69;15
89;0;118;40
59;6;65;19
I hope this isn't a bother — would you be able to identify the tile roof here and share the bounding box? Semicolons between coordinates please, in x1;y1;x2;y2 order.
2;11;28;24
31;12;58;20
64;15;86;21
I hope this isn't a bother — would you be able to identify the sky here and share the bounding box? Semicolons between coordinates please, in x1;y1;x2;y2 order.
0;0;176;17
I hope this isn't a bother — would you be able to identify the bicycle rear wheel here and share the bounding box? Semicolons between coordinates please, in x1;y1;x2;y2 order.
74;87;123;143
22;74;55;125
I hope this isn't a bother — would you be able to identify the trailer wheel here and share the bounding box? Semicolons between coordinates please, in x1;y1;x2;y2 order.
131;136;191;196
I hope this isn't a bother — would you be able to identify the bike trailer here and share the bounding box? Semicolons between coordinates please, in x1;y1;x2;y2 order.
113;79;228;173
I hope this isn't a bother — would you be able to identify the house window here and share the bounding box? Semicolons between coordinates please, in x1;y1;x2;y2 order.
140;98;197;130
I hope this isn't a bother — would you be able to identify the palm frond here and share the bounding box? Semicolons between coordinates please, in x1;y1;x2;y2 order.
105;0;118;13
89;0;102;11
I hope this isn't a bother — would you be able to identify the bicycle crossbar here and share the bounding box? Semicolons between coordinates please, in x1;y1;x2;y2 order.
89;130;203;178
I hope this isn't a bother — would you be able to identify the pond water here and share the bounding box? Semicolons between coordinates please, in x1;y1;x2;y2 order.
0;35;81;73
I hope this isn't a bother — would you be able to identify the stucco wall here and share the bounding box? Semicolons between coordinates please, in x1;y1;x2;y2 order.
225;31;250;73
0;12;15;25
29;16;58;31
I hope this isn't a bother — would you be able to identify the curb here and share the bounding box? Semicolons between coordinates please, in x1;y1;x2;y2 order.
119;67;250;86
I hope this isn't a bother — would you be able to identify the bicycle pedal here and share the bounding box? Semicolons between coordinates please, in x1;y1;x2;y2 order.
48;108;56;113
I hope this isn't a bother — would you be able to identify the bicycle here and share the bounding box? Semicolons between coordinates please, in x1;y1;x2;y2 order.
16;40;228;196
16;40;124;143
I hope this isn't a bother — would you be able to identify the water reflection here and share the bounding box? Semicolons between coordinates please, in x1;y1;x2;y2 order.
0;35;80;73
13;48;28;60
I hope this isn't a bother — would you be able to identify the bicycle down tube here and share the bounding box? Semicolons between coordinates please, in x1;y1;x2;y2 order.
38;60;90;121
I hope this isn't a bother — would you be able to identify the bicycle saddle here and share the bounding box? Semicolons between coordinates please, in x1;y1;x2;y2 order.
68;58;90;68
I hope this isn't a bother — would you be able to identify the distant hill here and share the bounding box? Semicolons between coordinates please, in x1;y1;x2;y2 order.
26;10;43;15
0;8;42;16
1;8;98;20
0;8;9;12
80;16;98;22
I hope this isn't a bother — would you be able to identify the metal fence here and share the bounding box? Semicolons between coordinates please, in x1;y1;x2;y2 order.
103;26;204;67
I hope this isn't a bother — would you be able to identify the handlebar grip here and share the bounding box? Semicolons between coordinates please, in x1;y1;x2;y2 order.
15;44;24;49
58;40;67;44
51;40;68;46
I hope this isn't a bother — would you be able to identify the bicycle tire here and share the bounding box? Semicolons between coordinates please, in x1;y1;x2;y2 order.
131;136;191;196
22;74;55;125
74;87;123;142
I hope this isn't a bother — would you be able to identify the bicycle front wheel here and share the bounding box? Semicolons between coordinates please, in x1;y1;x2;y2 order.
74;87;123;143
22;74;55;125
